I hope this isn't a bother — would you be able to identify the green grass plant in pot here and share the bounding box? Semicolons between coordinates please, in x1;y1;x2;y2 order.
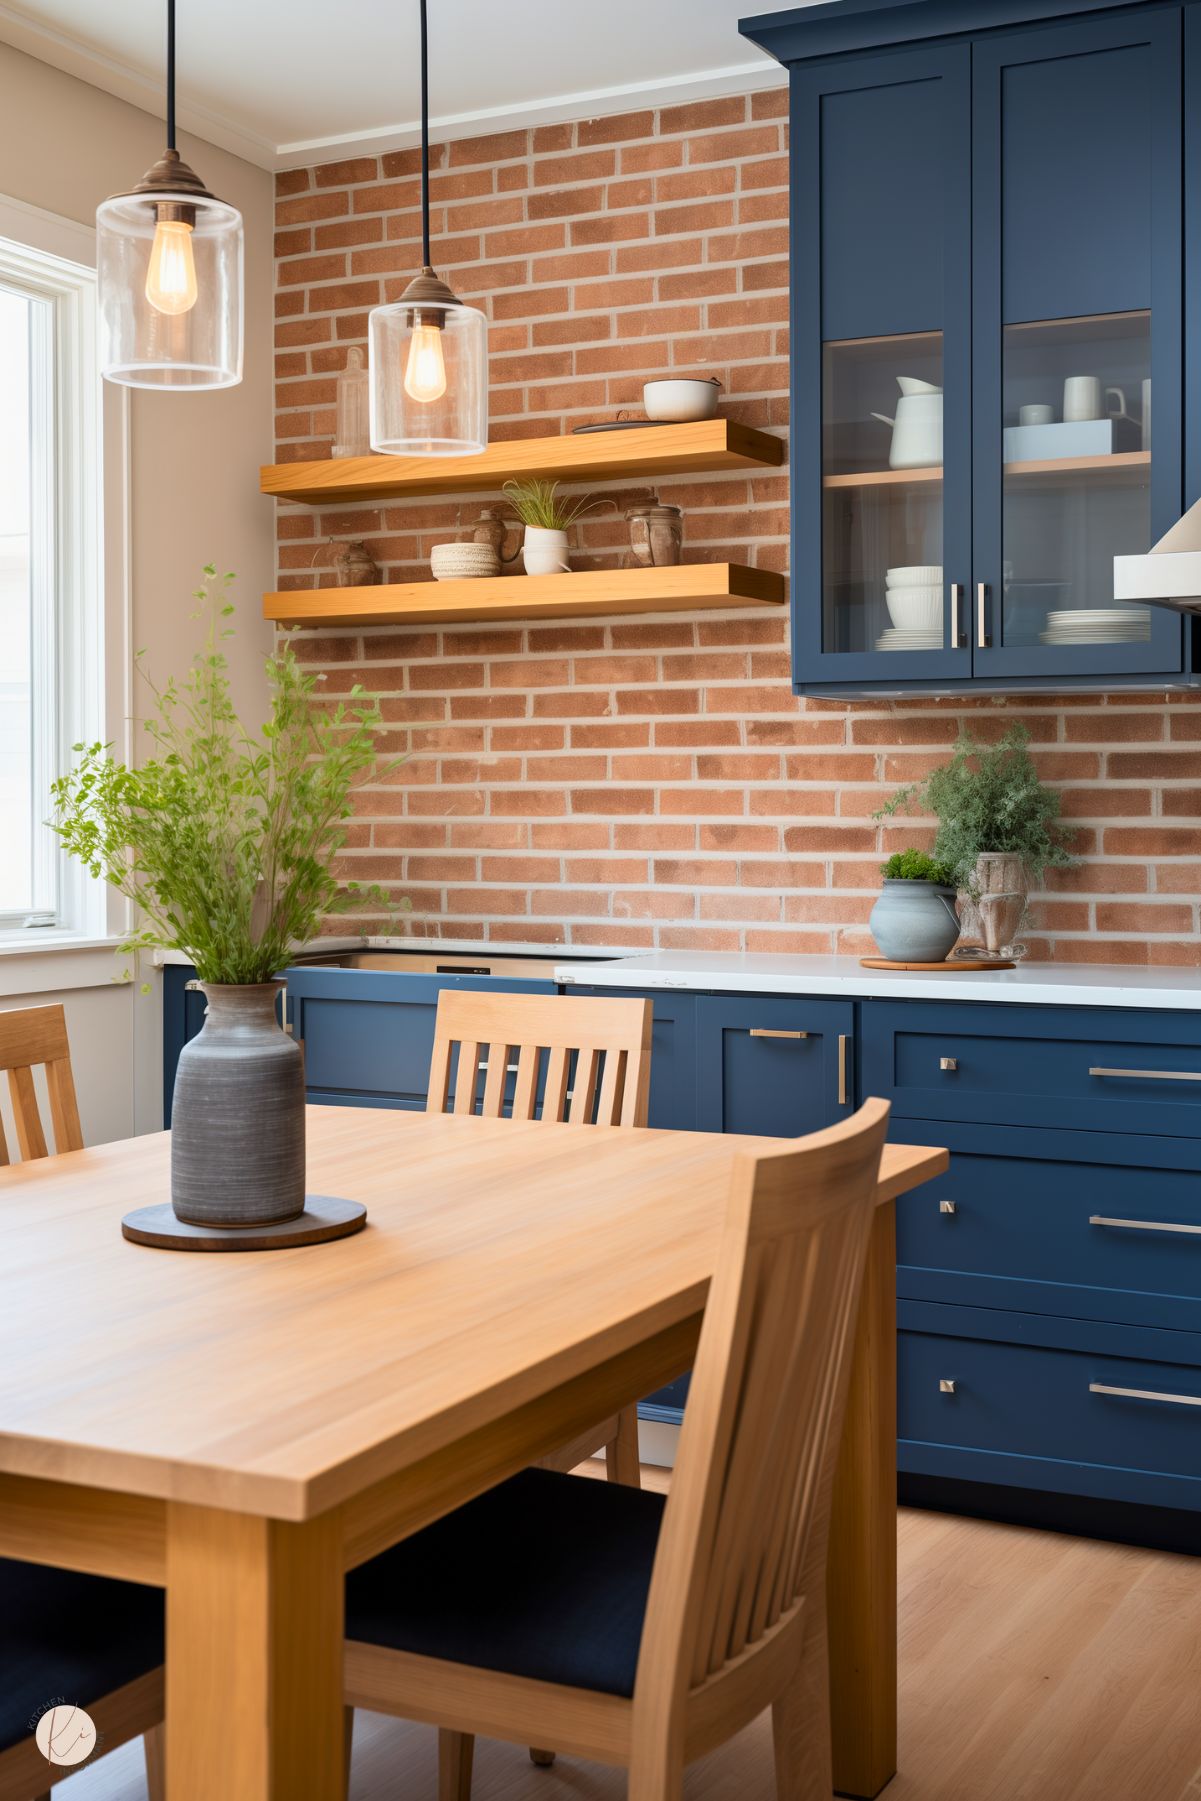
870;850;961;963
50;568;398;1229
875;724;1076;958
503;479;600;576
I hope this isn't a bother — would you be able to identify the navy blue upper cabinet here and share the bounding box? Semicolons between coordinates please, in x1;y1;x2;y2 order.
695;996;855;1136
750;0;1197;696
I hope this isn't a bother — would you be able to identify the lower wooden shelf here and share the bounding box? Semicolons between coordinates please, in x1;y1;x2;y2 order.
264;563;786;627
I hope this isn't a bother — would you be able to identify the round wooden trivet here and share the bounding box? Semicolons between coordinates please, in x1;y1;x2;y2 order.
121;1195;367;1251
859;956;1017;972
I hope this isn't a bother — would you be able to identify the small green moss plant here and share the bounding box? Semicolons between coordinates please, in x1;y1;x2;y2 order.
502;478;599;532
881;849;954;886
50;567;403;986
875;723;1076;890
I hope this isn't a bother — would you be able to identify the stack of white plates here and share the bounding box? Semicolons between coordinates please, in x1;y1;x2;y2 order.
1038;607;1150;645
875;626;944;651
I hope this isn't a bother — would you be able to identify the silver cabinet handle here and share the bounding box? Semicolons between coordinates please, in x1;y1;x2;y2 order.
749;1028;810;1040
1090;1383;1201;1408
939;1379;957;1394
476;1061;520;1075
939;1056;958;1072
838;1034;850;1107
939;1199;958;1216
976;582;991;648
1090;1215;1201;1237
1089;1066;1201;1083
950;582;966;647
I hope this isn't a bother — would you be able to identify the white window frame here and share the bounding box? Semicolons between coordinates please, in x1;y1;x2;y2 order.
0;193;130;951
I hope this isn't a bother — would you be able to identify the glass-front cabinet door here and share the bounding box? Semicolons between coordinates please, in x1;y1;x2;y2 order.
971;11;1183;680
793;46;972;686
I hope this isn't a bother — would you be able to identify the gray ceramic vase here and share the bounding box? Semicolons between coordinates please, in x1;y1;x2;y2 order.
869;879;962;963
170;983;305;1226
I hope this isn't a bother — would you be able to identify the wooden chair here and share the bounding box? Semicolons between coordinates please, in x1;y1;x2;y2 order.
426;988;653;1486
0;1006;164;1801
0;1004;83;1164
343;1097;891;1801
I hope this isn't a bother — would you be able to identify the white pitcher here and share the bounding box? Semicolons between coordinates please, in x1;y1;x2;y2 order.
871;379;943;469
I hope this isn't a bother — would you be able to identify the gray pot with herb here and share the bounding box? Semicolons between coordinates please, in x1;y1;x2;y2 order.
869;852;961;963
51;567;400;1228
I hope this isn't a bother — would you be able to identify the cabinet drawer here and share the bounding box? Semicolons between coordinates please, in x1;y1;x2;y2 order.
900;1325;1201;1498
894;1121;1201;1333
862;1000;1201;1137
695;996;855;1137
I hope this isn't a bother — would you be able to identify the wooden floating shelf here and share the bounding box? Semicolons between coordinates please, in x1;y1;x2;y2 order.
824;451;1150;489
264;563;786;628
261;421;785;506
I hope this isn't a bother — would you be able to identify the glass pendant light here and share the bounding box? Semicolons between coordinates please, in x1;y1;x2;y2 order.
369;0;487;455
96;0;243;389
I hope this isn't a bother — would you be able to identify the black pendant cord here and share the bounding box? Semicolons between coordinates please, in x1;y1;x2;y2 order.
419;0;431;268
166;0;177;151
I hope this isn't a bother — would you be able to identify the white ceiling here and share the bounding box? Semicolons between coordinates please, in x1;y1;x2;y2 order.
0;0;816;171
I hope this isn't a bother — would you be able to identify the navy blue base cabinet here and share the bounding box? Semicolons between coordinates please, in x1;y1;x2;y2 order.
743;0;1201;696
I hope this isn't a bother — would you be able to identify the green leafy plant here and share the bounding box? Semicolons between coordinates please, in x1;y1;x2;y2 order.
875;723;1076;889
502;478;599;532
50;567;403;985
881;849;954;886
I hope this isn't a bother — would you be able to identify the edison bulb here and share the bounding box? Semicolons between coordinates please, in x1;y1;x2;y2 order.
403;321;447;402
145;218;198;316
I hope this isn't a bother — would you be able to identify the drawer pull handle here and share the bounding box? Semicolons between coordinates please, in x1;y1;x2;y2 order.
939;1199;958;1216
749;1029;810;1040
838;1034;850;1107
1088;1066;1201;1084
1090;1215;1201;1237
939;1057;958;1072
1089;1382;1201;1409
939;1379;957;1395
476;1061;521;1075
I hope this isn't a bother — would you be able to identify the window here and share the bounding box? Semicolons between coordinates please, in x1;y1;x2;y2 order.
0;212;109;938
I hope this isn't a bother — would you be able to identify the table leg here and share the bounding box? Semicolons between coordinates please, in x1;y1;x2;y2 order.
166;1501;344;1801
827;1198;898;1800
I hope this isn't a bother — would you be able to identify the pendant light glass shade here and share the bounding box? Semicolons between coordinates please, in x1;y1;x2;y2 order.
369;272;487;455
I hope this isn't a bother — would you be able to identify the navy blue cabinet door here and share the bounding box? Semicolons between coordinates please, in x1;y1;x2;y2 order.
162;964;205;1125
695;996;855;1137
570;987;697;1132
791;43;972;690
971;8;1184;680
286;968;557;1111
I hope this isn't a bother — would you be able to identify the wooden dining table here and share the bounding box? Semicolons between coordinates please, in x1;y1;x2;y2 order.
0;1106;945;1801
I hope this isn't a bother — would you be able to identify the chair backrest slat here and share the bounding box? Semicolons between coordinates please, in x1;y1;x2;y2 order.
629;1098;890;1757
426;992;652;1129
0;1004;83;1162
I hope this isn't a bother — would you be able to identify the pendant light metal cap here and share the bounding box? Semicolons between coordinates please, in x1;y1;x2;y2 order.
400;265;463;311
111;145;222;206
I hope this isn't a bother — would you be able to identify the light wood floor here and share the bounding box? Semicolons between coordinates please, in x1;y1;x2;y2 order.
54;1474;1201;1801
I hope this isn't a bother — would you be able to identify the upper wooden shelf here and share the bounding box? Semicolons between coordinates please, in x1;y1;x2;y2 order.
823;451;1150;489
264;563;786;628
261;421;786;506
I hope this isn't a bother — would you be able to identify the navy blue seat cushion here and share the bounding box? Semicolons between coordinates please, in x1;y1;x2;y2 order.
0;1558;164;1755
346;1466;666;1698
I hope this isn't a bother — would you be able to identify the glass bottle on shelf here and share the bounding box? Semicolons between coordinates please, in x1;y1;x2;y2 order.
333;345;370;459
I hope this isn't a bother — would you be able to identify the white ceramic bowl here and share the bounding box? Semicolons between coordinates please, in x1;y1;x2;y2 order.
643;377;722;422
430;542;500;581
886;564;943;587
886;585;943;630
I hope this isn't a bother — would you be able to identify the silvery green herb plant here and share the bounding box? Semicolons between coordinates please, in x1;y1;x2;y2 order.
51;567;400;985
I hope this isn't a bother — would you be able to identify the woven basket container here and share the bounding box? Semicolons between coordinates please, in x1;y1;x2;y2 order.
430;542;500;580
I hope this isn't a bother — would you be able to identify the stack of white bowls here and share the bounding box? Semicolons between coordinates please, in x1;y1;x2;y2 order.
876;565;944;650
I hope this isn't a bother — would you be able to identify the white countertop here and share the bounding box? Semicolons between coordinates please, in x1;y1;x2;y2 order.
553;951;1201;1010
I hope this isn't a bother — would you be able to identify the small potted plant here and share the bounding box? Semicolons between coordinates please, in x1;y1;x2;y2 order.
51;568;398;1231
870;849;961;963
502;478;599;575
875;723;1076;958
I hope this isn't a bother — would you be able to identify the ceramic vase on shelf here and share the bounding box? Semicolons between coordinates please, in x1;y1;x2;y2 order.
332;346;370;458
522;526;570;576
170;984;305;1226
869;879;962;963
954;851;1029;960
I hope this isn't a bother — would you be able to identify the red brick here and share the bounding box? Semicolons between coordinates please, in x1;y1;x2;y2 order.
659;98;747;135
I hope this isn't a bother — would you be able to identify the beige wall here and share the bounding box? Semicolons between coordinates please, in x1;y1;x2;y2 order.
0;39;276;1139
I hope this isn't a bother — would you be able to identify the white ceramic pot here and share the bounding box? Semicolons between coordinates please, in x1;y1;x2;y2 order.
885;585;943;630
522;526;570;576
643;377;722;422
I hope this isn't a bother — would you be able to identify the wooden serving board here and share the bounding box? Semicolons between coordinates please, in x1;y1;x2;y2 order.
860;956;1017;972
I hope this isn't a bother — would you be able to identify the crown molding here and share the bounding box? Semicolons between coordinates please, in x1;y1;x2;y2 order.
0;6;784;173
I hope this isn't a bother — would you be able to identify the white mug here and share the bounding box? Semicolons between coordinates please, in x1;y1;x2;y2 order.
1019;403;1054;426
1063;375;1103;422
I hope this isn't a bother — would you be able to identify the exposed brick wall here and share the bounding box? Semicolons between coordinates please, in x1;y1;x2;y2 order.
273;94;1201;967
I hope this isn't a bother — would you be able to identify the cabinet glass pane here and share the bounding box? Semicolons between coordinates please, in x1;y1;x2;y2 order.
822;334;945;656
1001;312;1151;649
